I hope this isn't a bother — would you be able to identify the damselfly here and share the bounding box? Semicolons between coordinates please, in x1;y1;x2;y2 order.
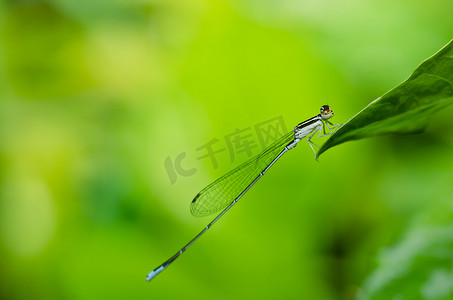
146;105;342;281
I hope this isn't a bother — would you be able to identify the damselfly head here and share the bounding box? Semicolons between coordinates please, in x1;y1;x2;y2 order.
320;105;334;120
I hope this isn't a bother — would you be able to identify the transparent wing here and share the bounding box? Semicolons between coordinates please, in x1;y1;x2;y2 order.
190;131;295;217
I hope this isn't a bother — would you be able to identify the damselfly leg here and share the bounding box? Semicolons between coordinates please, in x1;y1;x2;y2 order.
326;120;343;130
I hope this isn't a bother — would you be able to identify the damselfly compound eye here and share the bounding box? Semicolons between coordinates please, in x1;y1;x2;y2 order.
320;105;331;113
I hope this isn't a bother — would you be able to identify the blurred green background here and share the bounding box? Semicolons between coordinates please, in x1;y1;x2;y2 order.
1;0;452;299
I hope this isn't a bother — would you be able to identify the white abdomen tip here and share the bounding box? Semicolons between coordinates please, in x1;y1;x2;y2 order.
146;265;165;281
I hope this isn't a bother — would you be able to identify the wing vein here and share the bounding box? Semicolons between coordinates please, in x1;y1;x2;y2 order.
190;131;295;217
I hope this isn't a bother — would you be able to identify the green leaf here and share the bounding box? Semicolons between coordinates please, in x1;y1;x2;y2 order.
317;40;453;159
357;210;453;300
